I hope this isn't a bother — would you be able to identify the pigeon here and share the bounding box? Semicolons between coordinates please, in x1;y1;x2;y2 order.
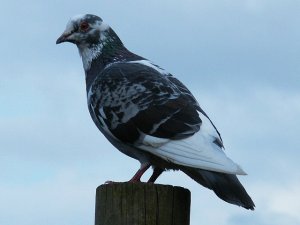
56;14;255;210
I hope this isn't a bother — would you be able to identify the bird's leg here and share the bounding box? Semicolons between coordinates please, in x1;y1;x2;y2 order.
128;162;151;182
147;167;164;183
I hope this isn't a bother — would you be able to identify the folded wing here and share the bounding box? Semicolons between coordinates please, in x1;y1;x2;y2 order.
88;61;246;175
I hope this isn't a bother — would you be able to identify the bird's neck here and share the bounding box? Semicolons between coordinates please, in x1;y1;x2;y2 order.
83;28;143;91
79;28;123;71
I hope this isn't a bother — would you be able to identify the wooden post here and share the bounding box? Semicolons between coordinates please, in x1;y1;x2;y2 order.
95;182;191;225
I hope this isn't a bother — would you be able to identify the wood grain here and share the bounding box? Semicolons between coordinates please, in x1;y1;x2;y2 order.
95;183;190;225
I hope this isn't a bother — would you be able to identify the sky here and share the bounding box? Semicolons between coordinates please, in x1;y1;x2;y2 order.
0;0;300;224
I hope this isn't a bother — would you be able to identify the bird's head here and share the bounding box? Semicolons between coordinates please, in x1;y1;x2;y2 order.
56;14;122;70
56;14;109;47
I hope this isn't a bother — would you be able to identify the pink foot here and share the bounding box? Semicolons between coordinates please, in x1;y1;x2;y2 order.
104;163;151;184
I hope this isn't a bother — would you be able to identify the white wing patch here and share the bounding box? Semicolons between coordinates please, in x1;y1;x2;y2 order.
142;135;170;148
138;111;246;175
128;60;169;75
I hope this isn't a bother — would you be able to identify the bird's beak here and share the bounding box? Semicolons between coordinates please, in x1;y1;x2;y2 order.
56;31;73;44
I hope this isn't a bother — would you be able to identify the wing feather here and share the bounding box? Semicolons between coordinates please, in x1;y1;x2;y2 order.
139;112;246;175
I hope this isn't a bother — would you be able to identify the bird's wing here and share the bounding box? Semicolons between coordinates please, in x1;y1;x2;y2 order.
88;60;245;175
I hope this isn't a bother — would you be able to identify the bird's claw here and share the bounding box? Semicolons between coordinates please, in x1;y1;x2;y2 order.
104;180;118;184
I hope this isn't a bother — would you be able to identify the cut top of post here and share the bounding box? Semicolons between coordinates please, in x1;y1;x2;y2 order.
95;182;191;225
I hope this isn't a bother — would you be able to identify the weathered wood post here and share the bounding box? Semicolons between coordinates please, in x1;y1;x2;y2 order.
95;183;191;225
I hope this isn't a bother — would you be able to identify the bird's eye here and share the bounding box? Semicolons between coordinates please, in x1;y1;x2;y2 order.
79;21;89;32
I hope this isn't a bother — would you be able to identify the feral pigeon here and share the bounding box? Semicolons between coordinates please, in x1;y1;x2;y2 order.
56;14;255;210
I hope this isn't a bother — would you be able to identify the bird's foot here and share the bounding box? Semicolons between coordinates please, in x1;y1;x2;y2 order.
104;163;151;185
104;179;140;184
128;177;141;183
104;180;119;184
105;180;111;184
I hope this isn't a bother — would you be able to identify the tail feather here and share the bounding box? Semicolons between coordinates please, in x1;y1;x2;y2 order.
182;168;255;210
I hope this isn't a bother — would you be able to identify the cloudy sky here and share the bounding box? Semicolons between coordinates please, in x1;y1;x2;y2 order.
1;0;299;224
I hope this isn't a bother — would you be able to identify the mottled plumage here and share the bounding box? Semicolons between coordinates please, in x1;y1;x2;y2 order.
57;14;255;210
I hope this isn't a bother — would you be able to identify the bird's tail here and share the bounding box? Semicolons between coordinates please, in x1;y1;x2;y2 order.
181;168;255;210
